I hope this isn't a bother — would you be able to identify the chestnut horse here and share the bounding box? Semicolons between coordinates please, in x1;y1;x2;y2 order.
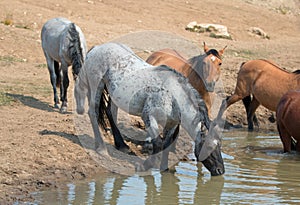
146;42;227;118
276;90;300;153
217;59;300;130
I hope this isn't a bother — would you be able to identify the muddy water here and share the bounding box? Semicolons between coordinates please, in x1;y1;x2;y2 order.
31;130;300;204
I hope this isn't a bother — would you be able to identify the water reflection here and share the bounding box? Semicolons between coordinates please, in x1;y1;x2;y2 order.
32;130;300;204
33;161;225;204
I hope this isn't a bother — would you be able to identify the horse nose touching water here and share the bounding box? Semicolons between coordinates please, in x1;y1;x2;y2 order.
74;42;225;176
41;17;87;113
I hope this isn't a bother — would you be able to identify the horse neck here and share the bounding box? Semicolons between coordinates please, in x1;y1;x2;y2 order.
172;84;204;139
180;105;202;140
187;55;207;77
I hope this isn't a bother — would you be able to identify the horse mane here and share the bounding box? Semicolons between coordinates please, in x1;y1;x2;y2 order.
154;65;210;128
206;49;222;59
188;54;205;71
293;69;300;74
68;23;84;76
188;49;221;71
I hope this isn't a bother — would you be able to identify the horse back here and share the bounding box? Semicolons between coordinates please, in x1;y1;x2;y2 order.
41;18;74;63
146;49;191;75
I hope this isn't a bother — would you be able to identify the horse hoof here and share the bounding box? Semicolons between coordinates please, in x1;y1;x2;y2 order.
60;106;67;113
96;147;109;156
119;146;131;154
54;104;60;109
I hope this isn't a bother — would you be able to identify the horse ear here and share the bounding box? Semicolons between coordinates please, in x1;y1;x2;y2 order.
219;45;227;56
203;42;209;53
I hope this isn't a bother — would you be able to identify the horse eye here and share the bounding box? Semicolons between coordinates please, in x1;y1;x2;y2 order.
219;62;222;66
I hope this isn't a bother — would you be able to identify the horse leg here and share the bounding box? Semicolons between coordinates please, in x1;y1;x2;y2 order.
46;57;60;108
242;95;259;127
277;123;292;153
60;63;69;113
88;84;108;155
135;112;163;171
106;99;130;153
247;96;260;131
160;124;180;171
216;94;243;123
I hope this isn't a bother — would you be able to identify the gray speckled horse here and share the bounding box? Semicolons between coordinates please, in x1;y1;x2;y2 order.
41;17;87;112
74;42;224;176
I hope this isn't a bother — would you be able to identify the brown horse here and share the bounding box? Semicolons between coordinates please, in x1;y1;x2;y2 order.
276;90;300;153
146;42;227;118
217;59;300;130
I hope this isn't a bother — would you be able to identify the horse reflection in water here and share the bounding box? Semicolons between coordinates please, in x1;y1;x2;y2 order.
41;17;87;112
74;42;224;176
39;162;224;204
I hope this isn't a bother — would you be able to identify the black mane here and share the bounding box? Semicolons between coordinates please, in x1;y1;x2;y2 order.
293;70;300;74
68;23;84;76
206;49;221;59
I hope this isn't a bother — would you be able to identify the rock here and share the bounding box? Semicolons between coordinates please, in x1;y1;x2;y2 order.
248;27;270;39
186;21;232;39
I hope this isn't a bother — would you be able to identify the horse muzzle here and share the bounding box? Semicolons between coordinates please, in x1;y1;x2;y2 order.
76;107;85;115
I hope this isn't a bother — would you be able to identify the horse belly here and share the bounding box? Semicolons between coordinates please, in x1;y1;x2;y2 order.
252;80;290;111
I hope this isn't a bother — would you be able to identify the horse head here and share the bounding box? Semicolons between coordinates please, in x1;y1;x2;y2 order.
194;122;224;176
193;42;227;92
74;72;88;114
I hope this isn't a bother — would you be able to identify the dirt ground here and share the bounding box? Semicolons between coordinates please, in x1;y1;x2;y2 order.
0;0;299;203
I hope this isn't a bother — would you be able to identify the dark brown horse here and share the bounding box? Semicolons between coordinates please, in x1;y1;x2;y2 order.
276;90;300;152
146;42;227;118
217;59;300;130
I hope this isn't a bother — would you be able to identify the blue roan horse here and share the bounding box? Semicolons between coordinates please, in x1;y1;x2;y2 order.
41;17;87;112
74;42;224;176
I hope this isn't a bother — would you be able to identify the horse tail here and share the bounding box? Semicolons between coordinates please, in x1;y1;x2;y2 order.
240;62;246;68
98;85;109;130
242;95;251;112
98;85;129;151
54;60;61;88
242;95;260;126
68;23;84;76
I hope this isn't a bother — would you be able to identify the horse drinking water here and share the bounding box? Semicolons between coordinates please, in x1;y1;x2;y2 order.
146;42;227;118
74;42;224;176
217;59;300;130
276;90;300;153
41;17;87;112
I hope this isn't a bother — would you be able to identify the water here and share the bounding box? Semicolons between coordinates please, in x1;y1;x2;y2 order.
31;130;300;204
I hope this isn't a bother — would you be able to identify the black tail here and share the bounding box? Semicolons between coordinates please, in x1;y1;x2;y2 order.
68;23;83;76
54;60;61;88
242;95;259;126
98;86;129;151
98;85;109;130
